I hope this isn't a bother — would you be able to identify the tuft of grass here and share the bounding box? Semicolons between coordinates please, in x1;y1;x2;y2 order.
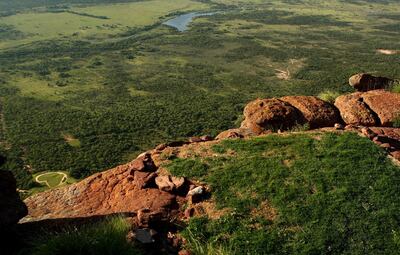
394;113;400;128
318;90;341;103
168;132;400;254
183;227;235;255
391;83;400;94
22;217;143;255
289;122;310;132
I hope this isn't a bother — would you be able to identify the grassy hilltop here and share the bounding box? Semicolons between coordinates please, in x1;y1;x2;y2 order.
0;0;399;189
18;131;400;254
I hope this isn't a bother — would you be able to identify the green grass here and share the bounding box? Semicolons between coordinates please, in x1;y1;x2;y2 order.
318;90;341;103
167;132;400;254
1;0;400;189
29;171;77;195
20;216;143;255
0;0;208;49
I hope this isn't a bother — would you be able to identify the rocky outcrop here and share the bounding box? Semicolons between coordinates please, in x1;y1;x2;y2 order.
349;73;394;91
241;96;341;133
335;90;400;126
22;154;178;224
0;171;27;228
355;127;400;161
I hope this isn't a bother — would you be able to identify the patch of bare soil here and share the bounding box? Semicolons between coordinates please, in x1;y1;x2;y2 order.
376;49;398;55
191;201;231;220
251;200;278;221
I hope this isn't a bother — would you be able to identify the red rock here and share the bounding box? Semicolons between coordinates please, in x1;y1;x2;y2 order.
200;135;213;141
184;207;195;218
129;153;156;172
349;73;394;92
189;137;203;143
134;171;156;189
216;128;255;140
391;151;400;160
360;127;376;139
335;93;378;126
178;250;191;255
280;96;341;128
361;90;400;126
22;159;176;223
241;98;304;133
155;143;167;151
171;176;185;190
155;175;175;192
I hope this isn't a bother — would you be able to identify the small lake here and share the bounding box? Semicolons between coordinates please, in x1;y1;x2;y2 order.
163;12;215;32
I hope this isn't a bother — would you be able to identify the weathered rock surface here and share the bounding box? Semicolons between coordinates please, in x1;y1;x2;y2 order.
241;98;304;133
335;90;400;126
361;90;400;126
280;96;341;128
349;73;394;91
0;171;27;228
22;155;176;223
335;93;378;126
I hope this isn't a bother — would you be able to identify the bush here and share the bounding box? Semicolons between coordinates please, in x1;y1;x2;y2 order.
318;90;341;103
391;83;400;94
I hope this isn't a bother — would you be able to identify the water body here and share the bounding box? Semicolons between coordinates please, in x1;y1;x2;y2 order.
163;12;215;32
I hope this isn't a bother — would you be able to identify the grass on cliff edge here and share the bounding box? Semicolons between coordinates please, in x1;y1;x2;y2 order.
21;217;143;255
167;132;400;255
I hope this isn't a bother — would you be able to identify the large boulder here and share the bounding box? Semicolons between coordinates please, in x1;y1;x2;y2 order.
349;73;394;92
335;93;379;126
22;155;176;223
362;90;400;126
241;98;304;133
0;171;27;228
280;96;341;128
335;90;400;127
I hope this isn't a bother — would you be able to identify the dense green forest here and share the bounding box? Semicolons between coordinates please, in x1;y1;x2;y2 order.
0;0;399;189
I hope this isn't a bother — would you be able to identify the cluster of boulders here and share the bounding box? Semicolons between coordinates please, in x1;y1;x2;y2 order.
238;90;399;136
215;73;400;161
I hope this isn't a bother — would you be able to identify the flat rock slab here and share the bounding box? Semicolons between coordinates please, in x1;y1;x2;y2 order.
22;157;176;223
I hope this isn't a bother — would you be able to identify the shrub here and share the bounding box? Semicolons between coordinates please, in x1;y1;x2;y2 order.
318;90;341;103
391;82;400;94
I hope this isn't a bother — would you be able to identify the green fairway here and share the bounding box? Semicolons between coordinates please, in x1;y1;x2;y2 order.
33;171;76;189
